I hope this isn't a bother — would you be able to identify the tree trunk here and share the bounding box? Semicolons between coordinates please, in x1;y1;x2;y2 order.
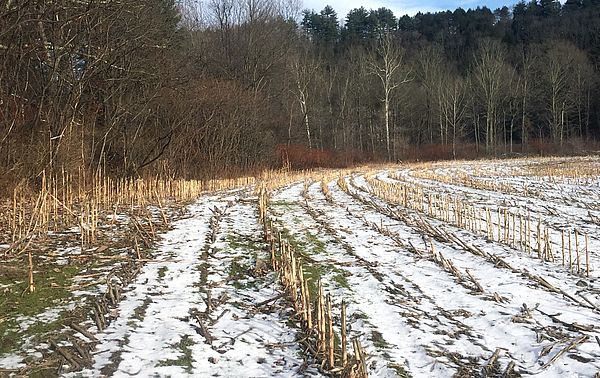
384;96;390;160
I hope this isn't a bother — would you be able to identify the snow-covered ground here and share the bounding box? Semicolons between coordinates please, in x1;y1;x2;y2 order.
265;157;600;377
64;192;321;377
3;156;599;377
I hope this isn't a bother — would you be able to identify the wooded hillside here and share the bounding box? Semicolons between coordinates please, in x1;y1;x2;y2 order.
1;0;599;193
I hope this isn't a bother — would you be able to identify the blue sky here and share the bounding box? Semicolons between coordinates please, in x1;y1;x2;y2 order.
303;0;517;18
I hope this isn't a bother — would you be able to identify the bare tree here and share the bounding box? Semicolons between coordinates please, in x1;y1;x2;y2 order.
290;49;320;149
439;75;469;158
417;44;445;144
324;66;338;150
544;42;576;146
277;0;302;21
337;71;351;151
504;67;522;153
570;47;595;139
369;31;411;160
517;48;536;150
472;40;507;153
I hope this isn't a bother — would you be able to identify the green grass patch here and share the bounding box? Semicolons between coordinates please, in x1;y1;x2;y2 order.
0;309;68;355
301;263;328;296
276;227;325;256
304;231;326;255
226;234;260;253
269;200;297;211
371;330;391;349
157;334;195;373
132;297;153;322
274;225;350;295
228;258;247;277
0;264;80;317
389;362;412;377
225;230;273;286
0;315;68;355
157;266;168;279
228;257;251;289
0;262;82;354
0;325;20;355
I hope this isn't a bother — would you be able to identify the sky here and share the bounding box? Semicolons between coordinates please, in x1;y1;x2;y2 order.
302;0;515;18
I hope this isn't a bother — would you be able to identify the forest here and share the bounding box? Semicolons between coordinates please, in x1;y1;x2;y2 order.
3;3;600;375
1;0;600;191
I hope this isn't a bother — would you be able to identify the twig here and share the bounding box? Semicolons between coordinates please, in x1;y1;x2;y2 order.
69;323;98;342
192;314;214;345
255;293;286;307
540;335;588;370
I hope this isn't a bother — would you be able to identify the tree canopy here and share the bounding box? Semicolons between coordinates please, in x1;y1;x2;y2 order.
1;0;600;188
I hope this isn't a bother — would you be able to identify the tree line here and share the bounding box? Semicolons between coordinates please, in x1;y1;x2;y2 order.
298;0;600;161
1;0;599;193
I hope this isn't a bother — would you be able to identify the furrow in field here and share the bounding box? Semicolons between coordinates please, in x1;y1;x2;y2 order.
349;173;600;311
68;192;318;377
272;182;503;377
365;170;600;282
389;167;600;245
195;198;319;377
329;177;600;377
70;194;223;376
414;158;600;210
358;171;600;298
272;183;424;377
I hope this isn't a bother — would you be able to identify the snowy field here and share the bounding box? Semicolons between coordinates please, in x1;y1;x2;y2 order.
2;156;600;377
266;156;600;377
